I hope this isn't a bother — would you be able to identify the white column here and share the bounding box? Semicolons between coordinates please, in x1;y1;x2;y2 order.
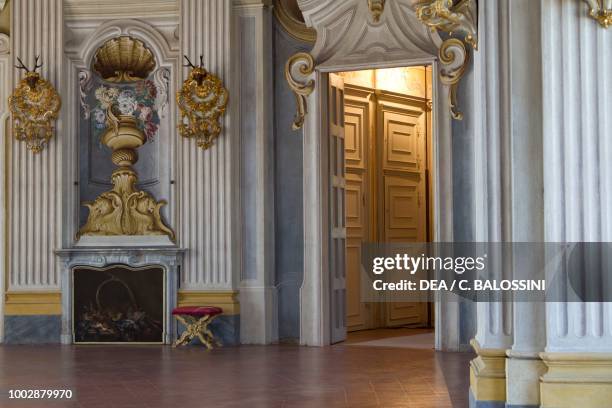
471;0;513;404
506;0;547;406
0;33;10;341
234;0;278;344
540;1;612;407
8;0;64;291
178;0;237;290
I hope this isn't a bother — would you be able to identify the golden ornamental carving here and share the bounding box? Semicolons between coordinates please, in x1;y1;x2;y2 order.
416;0;478;120
93;36;156;83
368;0;386;22
176;56;229;150
274;0;316;43
285;52;315;130
9;56;62;153
583;0;611;28
78;88;175;241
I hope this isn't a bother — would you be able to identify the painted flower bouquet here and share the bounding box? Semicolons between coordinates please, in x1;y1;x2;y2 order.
92;80;160;141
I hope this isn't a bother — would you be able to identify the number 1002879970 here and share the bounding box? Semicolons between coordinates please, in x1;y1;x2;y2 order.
8;389;73;399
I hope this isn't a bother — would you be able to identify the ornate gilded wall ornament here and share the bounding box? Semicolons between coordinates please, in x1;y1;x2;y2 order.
285;52;315;130
176;56;229;150
9;56;62;153
368;0;386;22
93;36;156;83
77;84;175;241
583;0;611;28
416;0;478;120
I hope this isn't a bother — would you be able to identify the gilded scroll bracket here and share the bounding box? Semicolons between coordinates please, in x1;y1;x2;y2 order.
285;52;315;131
416;0;478;120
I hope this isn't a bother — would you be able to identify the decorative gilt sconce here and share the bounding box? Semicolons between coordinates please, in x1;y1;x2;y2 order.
8;56;62;153
416;0;478;120
285;52;315;130
583;0;611;28
176;56;229;150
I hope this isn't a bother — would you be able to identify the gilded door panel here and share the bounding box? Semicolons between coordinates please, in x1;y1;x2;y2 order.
377;91;428;327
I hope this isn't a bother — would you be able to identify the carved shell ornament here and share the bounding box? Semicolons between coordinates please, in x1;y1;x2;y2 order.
177;55;229;150
9;56;62;153
93;36;156;83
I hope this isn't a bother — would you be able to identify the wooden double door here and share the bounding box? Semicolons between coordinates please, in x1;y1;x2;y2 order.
342;81;431;332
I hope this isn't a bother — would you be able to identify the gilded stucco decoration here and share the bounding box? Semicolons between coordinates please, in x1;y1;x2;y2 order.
78;88;174;241
368;0;386;22
416;0;478;120
583;0;611;28
78;38;174;241
285;52;315;130
274;0;316;43
93;36;156;83
176;55;229;150
9;56;62;153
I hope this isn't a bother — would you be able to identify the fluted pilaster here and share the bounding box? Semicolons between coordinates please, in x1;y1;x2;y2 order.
178;0;236;290
540;1;612;406
8;0;64;290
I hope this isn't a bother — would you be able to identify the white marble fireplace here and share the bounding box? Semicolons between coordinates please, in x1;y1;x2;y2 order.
56;248;184;344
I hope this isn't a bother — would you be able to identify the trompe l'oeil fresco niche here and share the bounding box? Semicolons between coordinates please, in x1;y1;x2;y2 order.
78;36;174;242
73;265;164;343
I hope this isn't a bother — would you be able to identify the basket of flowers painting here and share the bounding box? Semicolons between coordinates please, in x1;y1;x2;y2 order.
92;80;160;142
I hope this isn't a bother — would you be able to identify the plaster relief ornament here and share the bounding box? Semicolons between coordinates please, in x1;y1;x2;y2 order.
77;80;174;241
285;52;315;130
415;0;478;120
368;0;385;22
9;56;62;153
93;36;156;83
177;56;229;150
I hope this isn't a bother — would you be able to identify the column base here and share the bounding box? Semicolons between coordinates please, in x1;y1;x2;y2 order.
470;339;507;407
505;350;546;407
239;285;278;344
540;352;612;408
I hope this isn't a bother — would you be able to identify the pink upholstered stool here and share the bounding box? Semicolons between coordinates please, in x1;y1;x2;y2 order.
172;306;223;348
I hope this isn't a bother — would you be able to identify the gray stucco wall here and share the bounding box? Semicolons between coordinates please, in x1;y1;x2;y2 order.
273;23;309;341
453;63;477;348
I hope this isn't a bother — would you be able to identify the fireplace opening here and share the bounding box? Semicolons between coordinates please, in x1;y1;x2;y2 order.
73;265;164;343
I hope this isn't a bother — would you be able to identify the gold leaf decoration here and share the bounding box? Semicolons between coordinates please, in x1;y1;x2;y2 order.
415;0;478;120
93;36;156;83
9;58;62;153
176;56;229;150
285;52;315;130
583;0;611;28
78;114;175;241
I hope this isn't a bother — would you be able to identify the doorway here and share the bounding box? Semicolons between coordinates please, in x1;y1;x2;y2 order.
331;66;434;345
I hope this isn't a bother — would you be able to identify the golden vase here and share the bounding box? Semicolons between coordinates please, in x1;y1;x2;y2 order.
78;115;175;241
